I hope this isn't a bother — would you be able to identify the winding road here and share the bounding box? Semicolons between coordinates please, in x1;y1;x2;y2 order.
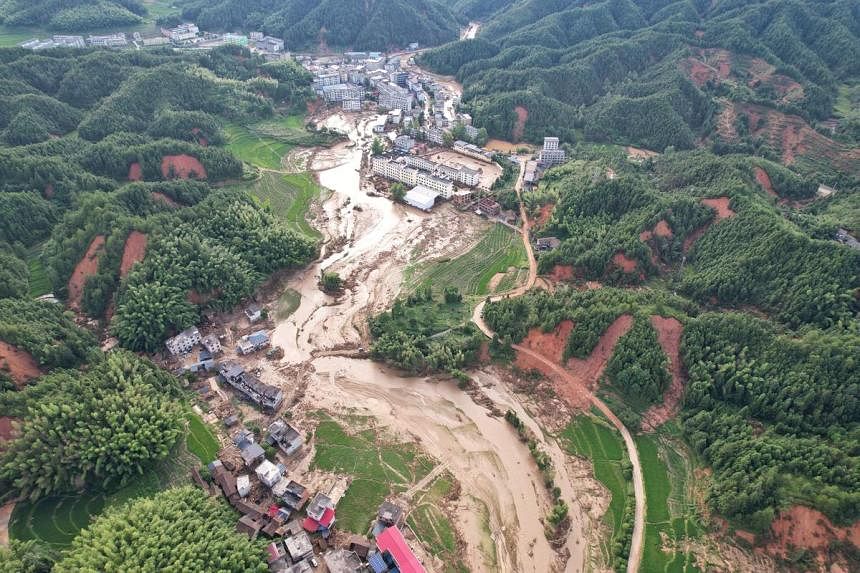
470;158;646;573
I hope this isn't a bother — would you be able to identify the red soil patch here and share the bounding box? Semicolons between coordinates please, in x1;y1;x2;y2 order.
734;530;756;544
128;162;142;181
641;316;685;431
161;155;207;180
43;184;54;199
535;203;555;228
766;506;860;561
198;137;208;147
702;196;735;220
0;341;41;387
640;219;673;242
549;265;576;282
518;320;574;364
684;58;718;87
512;106;528;143
67;235;105;311
119;231;148;278
151;192;179;208
611;252;638;273
753;166;777;198
682;197;735;253
514;315;633;409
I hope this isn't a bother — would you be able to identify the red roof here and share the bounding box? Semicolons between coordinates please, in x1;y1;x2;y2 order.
302;517;320;532
376;526;426;573
319;507;335;528
302;508;335;532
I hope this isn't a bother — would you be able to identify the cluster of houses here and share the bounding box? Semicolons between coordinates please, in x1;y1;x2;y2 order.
206;420;426;573
523;137;568;189
305;52;419;113
164;310;281;411
20;33;127;50
19;22;287;59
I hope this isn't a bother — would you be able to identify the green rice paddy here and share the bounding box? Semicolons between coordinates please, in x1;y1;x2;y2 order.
185;412;220;465
407;223;528;297
26;245;51;298
224;124;294;171
408;473;468;573
311;414;435;535
233;171;324;240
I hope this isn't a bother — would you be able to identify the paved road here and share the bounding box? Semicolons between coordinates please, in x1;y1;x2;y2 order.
470;157;646;573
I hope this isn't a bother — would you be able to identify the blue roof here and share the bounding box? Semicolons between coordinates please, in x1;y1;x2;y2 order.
248;331;269;345
368;553;388;573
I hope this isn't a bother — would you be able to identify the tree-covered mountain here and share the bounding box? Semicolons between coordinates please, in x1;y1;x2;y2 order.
420;0;860;178
179;0;461;51
0;0;147;31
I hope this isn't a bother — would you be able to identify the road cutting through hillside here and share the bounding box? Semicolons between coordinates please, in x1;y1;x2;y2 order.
470;155;646;573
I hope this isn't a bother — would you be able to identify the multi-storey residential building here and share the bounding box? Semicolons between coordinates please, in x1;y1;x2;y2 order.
254;36;284;53
342;99;361;112
222;33;248;46
453;140;494;163
219;362;284;412
377;82;413;112
87;34;128;48
162;23;199;43
539;136;566;166
165;327;201;356
416;172;454;198
464;124;480;140
389;71;408;87
425;127;446;145
322;83;363;103
53;35;86;48
312;73;341;91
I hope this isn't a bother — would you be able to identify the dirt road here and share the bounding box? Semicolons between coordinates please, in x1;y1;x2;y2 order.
470;158;646;573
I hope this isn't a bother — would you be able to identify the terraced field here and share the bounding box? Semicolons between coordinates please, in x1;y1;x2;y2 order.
9;447;197;547
408;223;528;297
560;414;633;568
637;435;702;573
236;171;324;240
224;124;293;171
26;245;51;298
185;412;220;465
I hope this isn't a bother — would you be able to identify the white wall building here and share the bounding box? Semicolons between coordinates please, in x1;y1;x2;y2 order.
405;186;439;211
165;327;201;356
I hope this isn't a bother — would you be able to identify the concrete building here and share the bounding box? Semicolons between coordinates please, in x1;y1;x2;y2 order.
223;33;248;46
165;326;201;356
453;140;494;163
53;35;86;48
539;136;566;167
394;135;415;152
464;124;480;140
322;83;363;103
377;82;413;112
404;186;439;211
284;531;314;562
219;361;284;412
342;99;361;111
425;127;447;145
416;172;454;198
266;420;304;455
254;35;284;53
255;460;282;488
87;34;127;48
201;334;221;355
236;330;270;355
162;23;198;43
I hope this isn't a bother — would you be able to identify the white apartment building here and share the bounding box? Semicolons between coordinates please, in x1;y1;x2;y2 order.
322;83;363;103
377;82;413;112
166;327;201;356
539;136;566;167
416;172;454;198
87;34;127;48
163;23;199;43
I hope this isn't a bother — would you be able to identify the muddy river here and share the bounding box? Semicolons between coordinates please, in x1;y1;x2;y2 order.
269;111;592;572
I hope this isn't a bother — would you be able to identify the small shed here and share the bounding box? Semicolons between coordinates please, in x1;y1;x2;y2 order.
237;474;251;498
255;460;282;488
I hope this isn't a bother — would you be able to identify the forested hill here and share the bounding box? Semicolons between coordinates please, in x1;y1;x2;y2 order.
0;0;147;31
179;0;460;51
0;45;320;350
419;0;860;179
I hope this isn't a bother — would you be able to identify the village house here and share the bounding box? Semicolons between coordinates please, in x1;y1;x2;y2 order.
219;361;284;411
237;474;251;498
476;197;501;218
273;480;310;512
87;33;128;48
377;82;414;112
284;531;314;562
245;304;264;323
234;429;266;467
165;326;201;356
256;460;283;488
303;492;336;535
201;333;222;354
377;501;404;528
267;420;305;455
323;549;364;573
539;136;566;167
536;237;562;251
373;526;427;573
237;330;271;355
